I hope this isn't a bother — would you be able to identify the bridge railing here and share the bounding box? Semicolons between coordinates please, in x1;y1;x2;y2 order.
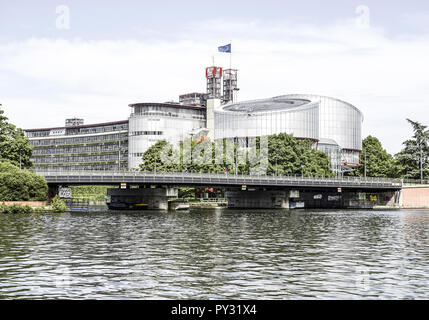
35;170;403;185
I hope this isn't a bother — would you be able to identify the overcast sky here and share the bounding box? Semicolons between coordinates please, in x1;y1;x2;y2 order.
1;0;429;154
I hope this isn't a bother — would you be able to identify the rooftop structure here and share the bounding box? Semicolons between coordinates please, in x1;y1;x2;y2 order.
222;69;239;104
179;92;207;107
206;66;222;99
65;118;84;127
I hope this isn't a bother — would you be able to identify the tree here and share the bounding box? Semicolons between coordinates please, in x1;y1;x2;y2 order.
139;139;230;174
348;136;400;178
0;107;33;168
267;134;333;177
178;187;196;199
306;149;334;177
50;195;67;212
139;140;179;173
395;119;429;181
139;133;334;177
0;160;48;201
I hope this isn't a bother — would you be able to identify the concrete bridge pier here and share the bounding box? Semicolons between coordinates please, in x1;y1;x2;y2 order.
226;188;289;209
47;185;59;202
107;186;178;210
225;188;400;209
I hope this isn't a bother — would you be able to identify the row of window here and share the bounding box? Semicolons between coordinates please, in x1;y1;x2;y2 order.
32;153;128;164
32;143;128;156
130;153;144;157
129;131;163;136
34;163;128;171
131;111;205;120
29;133;128;146
26;124;128;138
133;105;205;115
72;124;128;135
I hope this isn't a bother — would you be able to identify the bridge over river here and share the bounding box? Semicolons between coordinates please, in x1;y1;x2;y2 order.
37;170;402;190
37;171;404;210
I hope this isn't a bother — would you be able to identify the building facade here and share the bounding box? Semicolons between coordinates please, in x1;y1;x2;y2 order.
286;94;363;166
25;120;128;171
127;102;206;169
214;94;363;173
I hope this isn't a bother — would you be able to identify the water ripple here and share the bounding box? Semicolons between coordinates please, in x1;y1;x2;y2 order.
0;209;428;299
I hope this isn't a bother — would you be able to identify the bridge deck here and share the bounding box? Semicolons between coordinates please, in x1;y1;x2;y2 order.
37;171;403;190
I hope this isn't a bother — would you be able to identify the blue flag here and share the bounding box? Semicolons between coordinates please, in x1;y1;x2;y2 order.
218;43;231;53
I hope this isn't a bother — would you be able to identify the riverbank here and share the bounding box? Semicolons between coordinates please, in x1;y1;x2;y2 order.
1;197;67;214
1;201;47;207
4;200;428;213
0;204;64;214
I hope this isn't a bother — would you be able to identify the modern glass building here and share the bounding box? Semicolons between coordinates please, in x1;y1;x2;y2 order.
287;94;363;166
214;94;363;173
128;102;206;169
25;120;129;171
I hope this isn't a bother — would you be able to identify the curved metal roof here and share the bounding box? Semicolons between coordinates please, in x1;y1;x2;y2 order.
222;97;312;113
219;94;363;120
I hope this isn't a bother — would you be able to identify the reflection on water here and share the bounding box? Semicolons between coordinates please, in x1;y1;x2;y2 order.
0;208;428;299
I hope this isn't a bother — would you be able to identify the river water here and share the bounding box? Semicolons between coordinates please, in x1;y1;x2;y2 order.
0;208;427;299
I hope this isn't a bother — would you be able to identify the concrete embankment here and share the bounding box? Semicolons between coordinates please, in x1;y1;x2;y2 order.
399;185;429;209
189;199;228;208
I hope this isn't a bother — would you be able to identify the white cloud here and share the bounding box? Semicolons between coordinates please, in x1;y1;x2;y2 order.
1;19;429;154
401;12;429;32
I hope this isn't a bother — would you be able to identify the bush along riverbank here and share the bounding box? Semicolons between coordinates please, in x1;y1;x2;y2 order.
0;196;68;214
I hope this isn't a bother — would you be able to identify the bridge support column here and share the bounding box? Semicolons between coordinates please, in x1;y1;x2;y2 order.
107;187;178;210
225;189;289;209
47;185;59;202
395;190;403;207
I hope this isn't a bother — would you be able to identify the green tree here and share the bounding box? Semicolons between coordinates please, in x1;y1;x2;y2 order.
395;119;429;182
139;139;228;174
0;107;33;168
267;134;333;177
139;133;333;177
348;136;400;178
306;149;334;177
0;160;48;201
50;195;67;212
178;187;196;199
139;140;178;173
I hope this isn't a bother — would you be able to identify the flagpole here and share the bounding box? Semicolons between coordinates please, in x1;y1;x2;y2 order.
230;41;232;69
229;41;232;102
